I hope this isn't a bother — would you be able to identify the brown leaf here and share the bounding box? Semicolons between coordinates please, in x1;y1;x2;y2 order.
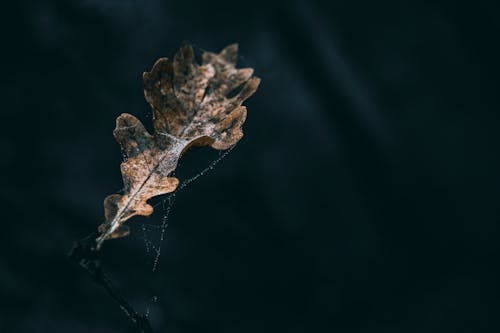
96;44;260;248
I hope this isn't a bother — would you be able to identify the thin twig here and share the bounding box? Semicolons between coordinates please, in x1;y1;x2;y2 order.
68;233;153;333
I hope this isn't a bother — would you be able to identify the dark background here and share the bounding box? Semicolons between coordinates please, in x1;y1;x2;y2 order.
2;0;499;332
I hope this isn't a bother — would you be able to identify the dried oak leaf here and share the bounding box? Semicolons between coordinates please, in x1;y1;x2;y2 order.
96;44;260;248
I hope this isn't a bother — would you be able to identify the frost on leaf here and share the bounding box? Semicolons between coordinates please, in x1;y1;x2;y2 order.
96;44;260;249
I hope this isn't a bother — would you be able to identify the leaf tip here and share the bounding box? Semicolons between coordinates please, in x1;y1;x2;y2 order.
220;43;239;64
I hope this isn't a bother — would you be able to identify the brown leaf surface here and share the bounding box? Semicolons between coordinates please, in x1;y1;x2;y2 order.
96;44;260;248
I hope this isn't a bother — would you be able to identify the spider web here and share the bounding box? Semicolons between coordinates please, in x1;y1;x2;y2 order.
136;144;236;319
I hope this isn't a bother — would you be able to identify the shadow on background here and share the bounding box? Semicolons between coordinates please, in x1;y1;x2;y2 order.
1;0;499;332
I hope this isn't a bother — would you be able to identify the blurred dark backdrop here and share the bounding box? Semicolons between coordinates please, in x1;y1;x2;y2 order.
1;0;499;332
